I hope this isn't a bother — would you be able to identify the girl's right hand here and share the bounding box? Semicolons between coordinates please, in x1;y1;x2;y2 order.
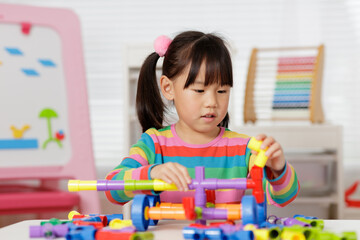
150;162;192;191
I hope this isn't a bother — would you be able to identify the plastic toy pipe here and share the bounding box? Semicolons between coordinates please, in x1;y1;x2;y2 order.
68;178;259;192
40;218;72;226
247;137;269;168
69;136;266;193
281;230;306;240
147;203;242;221
30;223;69;238
282;226;320;240
294;217;324;230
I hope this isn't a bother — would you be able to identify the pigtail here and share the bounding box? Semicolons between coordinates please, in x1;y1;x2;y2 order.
136;52;165;132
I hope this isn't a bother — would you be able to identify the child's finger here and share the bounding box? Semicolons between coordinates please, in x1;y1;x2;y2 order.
261;136;275;149
164;168;185;191
176;164;192;184
255;134;266;141
265;142;281;157
173;166;190;191
169;163;190;190
167;175;184;191
271;148;283;159
167;164;190;191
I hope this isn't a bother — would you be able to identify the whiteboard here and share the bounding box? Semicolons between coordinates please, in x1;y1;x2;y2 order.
0;19;71;167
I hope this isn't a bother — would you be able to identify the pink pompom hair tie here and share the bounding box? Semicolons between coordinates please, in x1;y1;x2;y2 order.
154;35;172;57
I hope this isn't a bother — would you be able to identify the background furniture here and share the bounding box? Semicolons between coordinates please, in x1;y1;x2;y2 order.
0;4;100;217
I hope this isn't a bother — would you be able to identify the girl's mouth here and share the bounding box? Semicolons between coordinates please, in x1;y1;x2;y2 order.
201;114;216;122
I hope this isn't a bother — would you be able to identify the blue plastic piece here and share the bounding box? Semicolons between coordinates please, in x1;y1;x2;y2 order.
183;227;206;240
65;225;96;240
77;216;102;222
293;214;318;219
105;214;124;222
256;194;267;225
260;221;282;229
147;195;160;226
241;195;257;225
131;194;150;231
232;230;254;240
183;227;223;240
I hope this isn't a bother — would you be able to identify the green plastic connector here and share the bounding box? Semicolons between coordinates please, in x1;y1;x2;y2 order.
195;207;202;219
130;231;154;240
341;232;357;240
40;218;72;226
268;227;281;240
124;180;154;191
295;217;324;230
316;231;341;240
283;225;321;240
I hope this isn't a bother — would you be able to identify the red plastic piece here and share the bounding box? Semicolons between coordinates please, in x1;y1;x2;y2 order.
72;214;87;219
209;220;235;227
183;197;196;220
96;231;133;240
21;22;31;35
250;166;263;181
72;215;107;226
206;190;216;204
72;220;103;229
188;223;211;229
250;166;264;203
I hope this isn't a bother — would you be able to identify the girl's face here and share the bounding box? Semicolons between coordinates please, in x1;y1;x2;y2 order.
167;62;231;139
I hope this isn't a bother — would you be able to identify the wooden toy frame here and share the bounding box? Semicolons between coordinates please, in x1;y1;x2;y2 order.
243;45;325;123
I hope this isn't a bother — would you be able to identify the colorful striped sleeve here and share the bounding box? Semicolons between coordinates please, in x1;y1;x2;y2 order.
263;161;300;207
105;130;159;205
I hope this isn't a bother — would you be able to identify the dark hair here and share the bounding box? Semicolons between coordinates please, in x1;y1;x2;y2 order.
136;31;233;132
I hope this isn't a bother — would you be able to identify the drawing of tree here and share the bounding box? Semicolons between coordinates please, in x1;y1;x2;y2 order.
39;108;62;149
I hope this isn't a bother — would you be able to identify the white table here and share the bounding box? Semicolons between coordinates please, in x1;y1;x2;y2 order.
0;219;359;240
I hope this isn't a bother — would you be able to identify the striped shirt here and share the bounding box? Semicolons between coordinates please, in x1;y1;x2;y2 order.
105;124;299;207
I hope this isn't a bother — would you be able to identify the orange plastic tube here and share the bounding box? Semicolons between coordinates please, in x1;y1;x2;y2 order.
148;206;186;220
215;204;242;220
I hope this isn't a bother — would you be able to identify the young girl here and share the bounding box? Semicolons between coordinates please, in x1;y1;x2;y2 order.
106;31;299;207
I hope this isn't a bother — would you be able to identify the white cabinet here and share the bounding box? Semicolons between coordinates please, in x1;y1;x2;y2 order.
236;124;343;219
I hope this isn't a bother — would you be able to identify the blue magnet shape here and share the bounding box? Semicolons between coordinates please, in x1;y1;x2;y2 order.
0;139;39;149
38;59;56;67
5;47;23;55
22;68;39;76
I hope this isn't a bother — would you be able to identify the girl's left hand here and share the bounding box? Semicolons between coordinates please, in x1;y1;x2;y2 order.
252;134;286;177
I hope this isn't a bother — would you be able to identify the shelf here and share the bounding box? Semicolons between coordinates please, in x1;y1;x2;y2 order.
293;194;338;205
344;207;360;219
286;152;337;163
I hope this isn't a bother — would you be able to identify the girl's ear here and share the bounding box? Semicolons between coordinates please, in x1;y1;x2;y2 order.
160;75;174;100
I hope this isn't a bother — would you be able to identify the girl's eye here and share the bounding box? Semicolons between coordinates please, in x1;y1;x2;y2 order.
218;90;227;94
194;89;204;93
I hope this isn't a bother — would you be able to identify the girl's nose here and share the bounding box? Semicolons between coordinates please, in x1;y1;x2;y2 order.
205;92;218;108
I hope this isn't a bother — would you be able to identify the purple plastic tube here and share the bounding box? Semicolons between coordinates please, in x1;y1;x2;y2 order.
30;223;69;238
